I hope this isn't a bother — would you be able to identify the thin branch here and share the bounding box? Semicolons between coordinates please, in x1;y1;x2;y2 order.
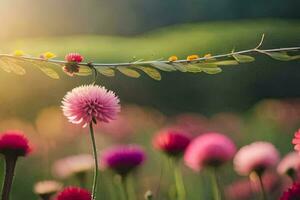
0;46;299;68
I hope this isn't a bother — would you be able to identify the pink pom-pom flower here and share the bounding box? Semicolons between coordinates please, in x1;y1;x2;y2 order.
184;132;236;171
65;53;84;63
0;130;31;157
280;182;300;200
292;129;300;154
101;145;146;176
153;128;191;157
62;85;120;127
55;187;91;200
234;142;280;176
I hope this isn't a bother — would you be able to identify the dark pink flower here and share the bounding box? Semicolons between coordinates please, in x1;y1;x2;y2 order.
55;187;91;200
153;128;191;157
234;142;279;175
0;131;31;157
184;132;236;171
278;152;300;178
280;182;300;200
62;85;120;127
65;53;84;63
101;145;146;176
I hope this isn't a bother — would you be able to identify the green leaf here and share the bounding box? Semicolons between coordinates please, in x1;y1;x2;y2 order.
0;59;11;72
0;57;26;75
185;64;202;73
138;66;161;80
38;65;60;79
97;67;115;77
117;67;140;78
213;60;239;66
171;63;187;72
202;67;222;74
267;52;300;61
233;54;255;63
76;65;92;76
150;62;176;71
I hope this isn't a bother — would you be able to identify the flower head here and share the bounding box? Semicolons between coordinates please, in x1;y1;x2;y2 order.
184;132;236;171
0;131;31;157
153;128;191;157
63;53;84;76
52;154;94;179
62;85;120;127
13;50;25;56
280;182;300;200
41;52;56;60
278;152;300;179
292;129;300;154
234;142;280;176
65;53;84;63
55;187;91;200
101;145;146;176
34;180;63;198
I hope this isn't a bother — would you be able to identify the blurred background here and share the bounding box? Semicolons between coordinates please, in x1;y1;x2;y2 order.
0;0;299;199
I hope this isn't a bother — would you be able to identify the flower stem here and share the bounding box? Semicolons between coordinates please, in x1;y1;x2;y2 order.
89;122;99;200
173;160;186;200
126;175;137;200
120;176;128;200
257;174;267;200
1;155;17;200
210;168;221;200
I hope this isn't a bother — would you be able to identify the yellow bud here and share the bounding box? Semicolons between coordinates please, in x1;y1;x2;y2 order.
187;54;199;61
14;50;25;57
42;52;56;59
168;55;178;62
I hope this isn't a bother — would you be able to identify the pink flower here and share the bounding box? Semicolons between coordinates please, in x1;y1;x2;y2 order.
277;152;300;178
184;133;236;171
292;129;300;154
55;187;91;200
62;85;120;127
0;130;31;157
234;142;280;176
65;53;84;63
101;145;146;176
153;128;191;157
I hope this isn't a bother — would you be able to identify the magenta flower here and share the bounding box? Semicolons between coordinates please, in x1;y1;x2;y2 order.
55;187;91;200
65;53;84;63
0;131;31;157
234;142;280;176
63;53;84;76
184;132;236;171
280;182;300;200
101;145;146;176
153;128;191;157
62;85;120;127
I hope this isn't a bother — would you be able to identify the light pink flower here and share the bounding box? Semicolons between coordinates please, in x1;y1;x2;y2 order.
62;85;120;127
292;129;300;154
234;142;280;176
277;152;300;175
184;132;236;171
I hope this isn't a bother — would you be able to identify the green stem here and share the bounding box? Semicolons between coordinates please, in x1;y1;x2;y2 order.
257;174;267;200
89;122;99;200
126;175;137;200
121;176;128;200
173;160;186;200
210;168;221;200
1;156;17;200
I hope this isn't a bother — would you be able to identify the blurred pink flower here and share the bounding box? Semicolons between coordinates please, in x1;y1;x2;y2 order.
62;85;120;127
234;142;280;175
0;130;31;157
65;53;84;63
280;182;300;200
52;154;94;179
55;186;91;200
225;179;254;200
153;128;191;157
34;180;63;198
184;132;236;171
172;113;208;135
292;129;300;154
277;152;300;178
